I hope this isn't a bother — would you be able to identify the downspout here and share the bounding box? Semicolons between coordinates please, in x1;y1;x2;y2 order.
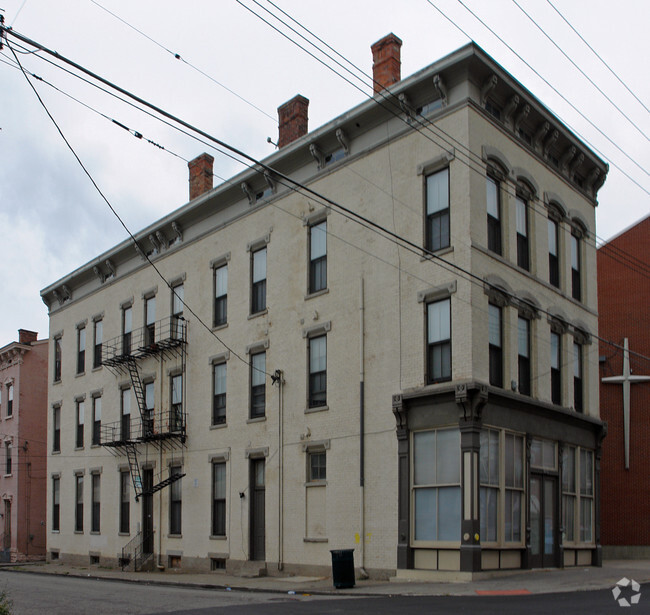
277;370;285;571
157;359;164;568
359;277;369;579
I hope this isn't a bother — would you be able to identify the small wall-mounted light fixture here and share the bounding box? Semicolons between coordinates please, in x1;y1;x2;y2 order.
239;491;245;499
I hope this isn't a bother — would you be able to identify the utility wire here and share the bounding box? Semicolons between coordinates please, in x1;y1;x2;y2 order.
423;0;650;193
452;0;649;178
238;1;650;276
0;52;187;160
88;0;276;123
545;0;650;117
6;41;272;381
6;35;647;290
511;0;648;143
4;25;649;366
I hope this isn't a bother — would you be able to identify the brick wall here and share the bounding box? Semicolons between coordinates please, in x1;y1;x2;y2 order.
598;216;650;545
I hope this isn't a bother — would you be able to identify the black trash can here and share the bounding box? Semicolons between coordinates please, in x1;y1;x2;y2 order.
330;548;355;588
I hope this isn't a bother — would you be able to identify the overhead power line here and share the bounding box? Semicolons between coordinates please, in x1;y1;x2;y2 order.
237;0;650;278
5;41;271;381
88;0;276;123
511;0;649;143
3;24;649;366
545;0;650;117
423;0;650;194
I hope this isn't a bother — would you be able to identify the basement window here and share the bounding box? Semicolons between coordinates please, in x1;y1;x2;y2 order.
168;555;181;569
210;558;226;571
90;555;100;565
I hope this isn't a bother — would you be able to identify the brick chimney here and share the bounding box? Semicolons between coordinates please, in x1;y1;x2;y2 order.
18;329;38;345
188;153;214;201
278;95;309;148
371;33;402;94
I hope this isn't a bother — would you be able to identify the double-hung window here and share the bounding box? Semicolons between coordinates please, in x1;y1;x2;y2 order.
4;443;11;475
412;428;460;542
571;233;581;301
54;337;62;381
119;471;130;534
77;326;86;374
145;296;156;346
309;335;327;408
516;195;529;271
92;396;101;446
122;306;132;355
308;451;327;482
144;382;154;437
214;265;228;327
121;389;131;441
251;248;267;314
573;342;583;412
53;406;61;452
580;449;593;542
172;284;184;339
480;429;499;542
169;466;182;535
52;477;60;531
93;320;103;369
75;475;84;532
551;332;562;405
212;462;226;537
517;317;531;396
212;363;227;425
548;218;559;288
6;384;12;417
76;399;84;448
250;352;266;418
427;298;451;383
171;374;183;431
486;175;502;255
309;221;327;293
425;168;450;252
91;474;100;533
488;303;503;387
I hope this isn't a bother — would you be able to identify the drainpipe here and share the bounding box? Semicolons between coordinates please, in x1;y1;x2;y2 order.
276;370;285;571
157;360;164;568
359;278;369;579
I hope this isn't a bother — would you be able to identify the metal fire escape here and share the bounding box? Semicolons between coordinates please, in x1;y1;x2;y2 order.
100;315;187;501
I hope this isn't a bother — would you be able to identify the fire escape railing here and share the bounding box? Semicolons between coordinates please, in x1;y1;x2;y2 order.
99;316;187;500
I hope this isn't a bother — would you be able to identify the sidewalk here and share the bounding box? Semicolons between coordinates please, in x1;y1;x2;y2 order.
2;559;650;597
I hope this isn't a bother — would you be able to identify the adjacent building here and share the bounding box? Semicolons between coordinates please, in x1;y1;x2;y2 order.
0;329;48;562
41;36;608;578
598;214;650;557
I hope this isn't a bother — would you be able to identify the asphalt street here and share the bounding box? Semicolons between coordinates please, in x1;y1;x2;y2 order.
1;570;649;615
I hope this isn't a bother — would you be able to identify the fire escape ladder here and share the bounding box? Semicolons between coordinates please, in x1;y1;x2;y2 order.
147;471;186;497
125;443;143;501
125;358;147;421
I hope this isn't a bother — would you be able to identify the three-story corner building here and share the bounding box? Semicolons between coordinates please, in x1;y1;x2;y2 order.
41;36;607;579
0;329;48;562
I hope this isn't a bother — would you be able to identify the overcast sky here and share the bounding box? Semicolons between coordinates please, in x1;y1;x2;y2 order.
0;0;648;344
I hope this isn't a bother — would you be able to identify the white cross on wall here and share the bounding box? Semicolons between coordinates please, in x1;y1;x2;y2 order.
602;338;650;469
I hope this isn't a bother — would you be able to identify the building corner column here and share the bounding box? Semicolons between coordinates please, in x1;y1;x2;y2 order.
392;394;412;570
457;384;486;572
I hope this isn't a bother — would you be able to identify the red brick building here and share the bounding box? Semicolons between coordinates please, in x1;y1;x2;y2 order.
0;330;48;561
598;214;650;557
